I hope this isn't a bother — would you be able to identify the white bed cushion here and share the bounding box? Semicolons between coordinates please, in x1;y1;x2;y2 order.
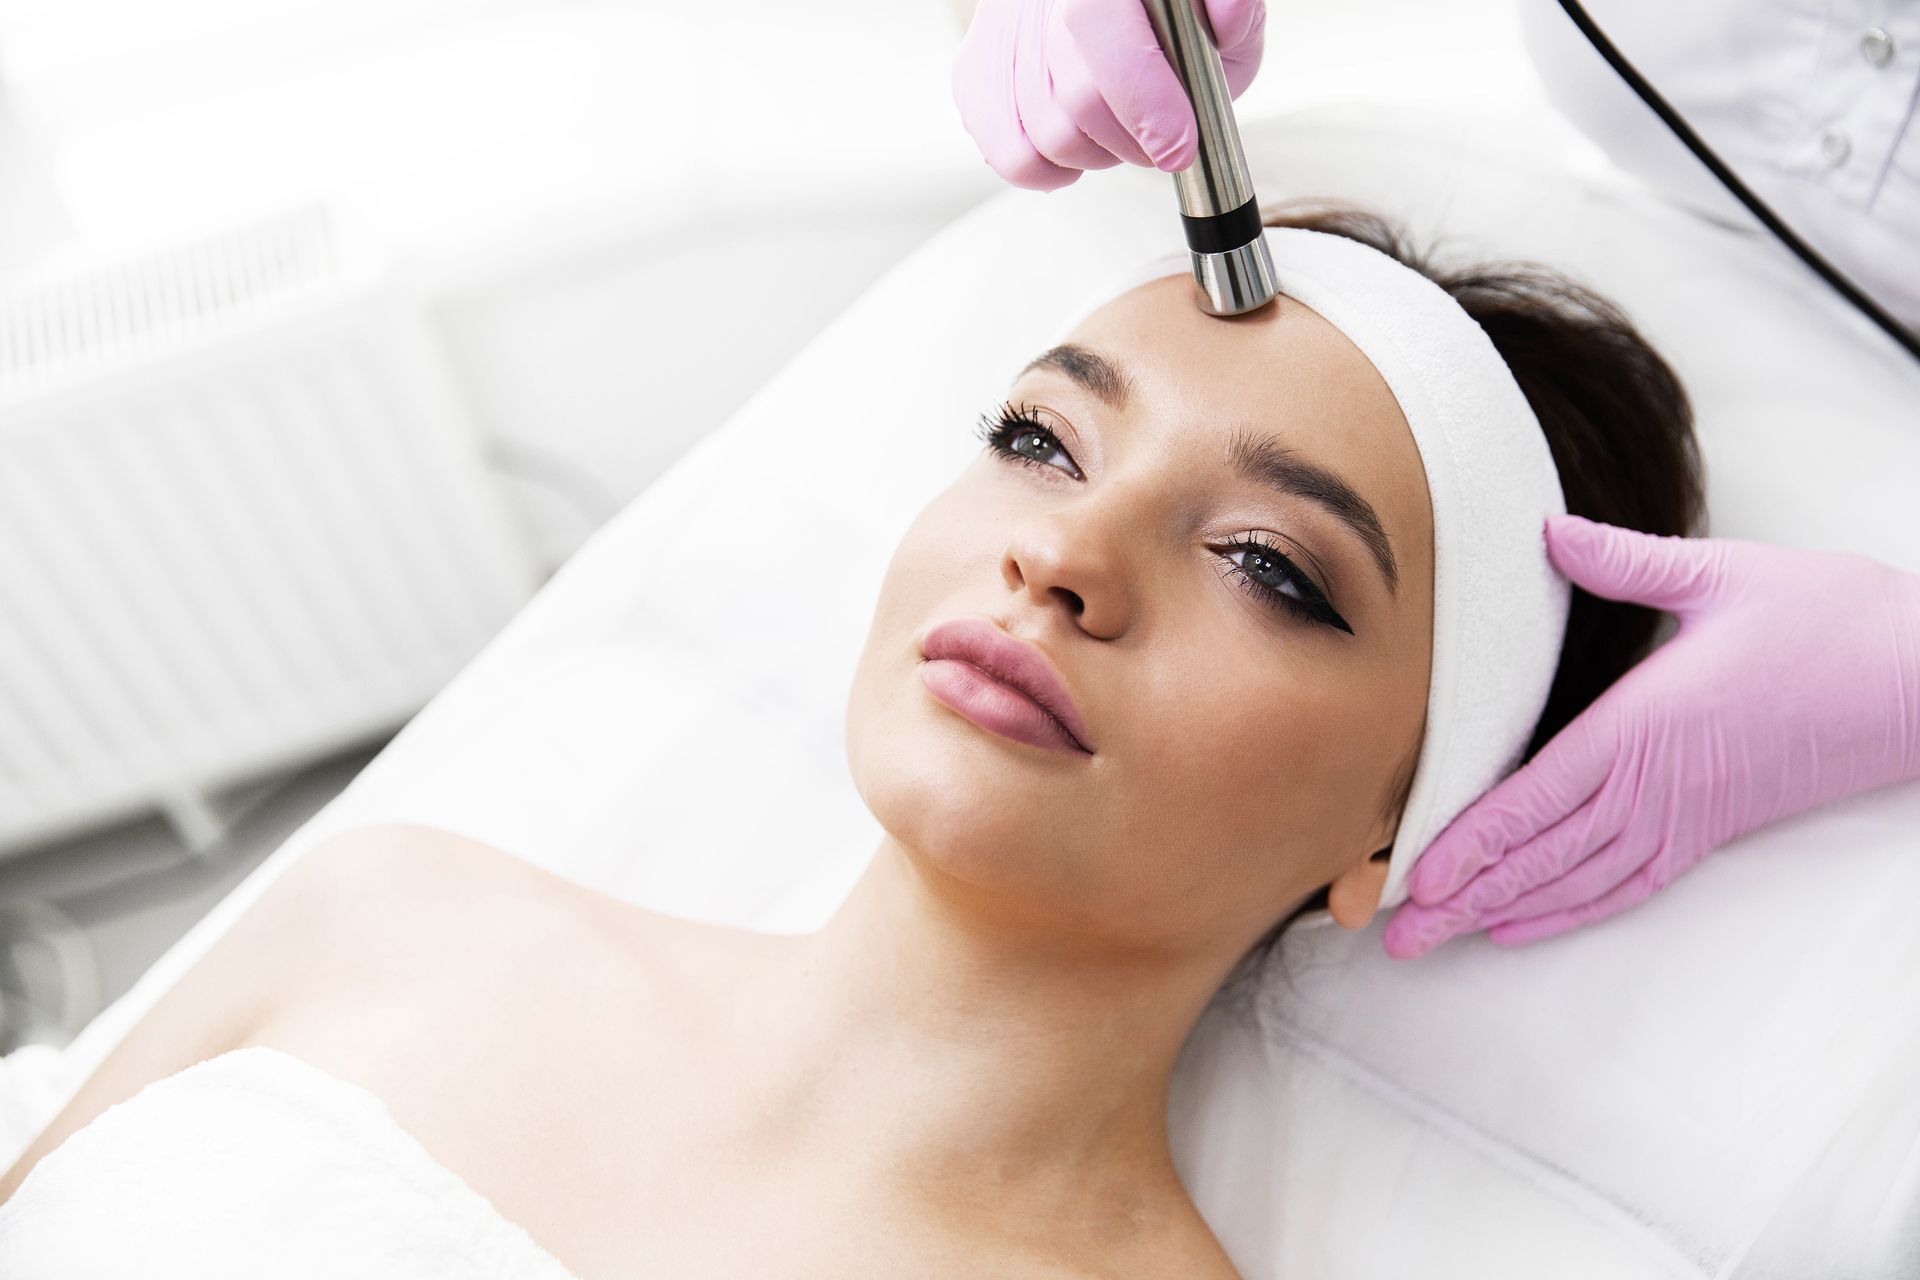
26;102;1920;1276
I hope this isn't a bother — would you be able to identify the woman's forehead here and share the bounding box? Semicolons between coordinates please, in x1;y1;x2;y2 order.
1064;277;1398;433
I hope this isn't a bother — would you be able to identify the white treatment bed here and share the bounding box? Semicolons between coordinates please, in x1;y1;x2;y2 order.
5;102;1919;1277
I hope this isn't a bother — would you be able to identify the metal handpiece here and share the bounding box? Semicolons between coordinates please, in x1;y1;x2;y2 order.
1139;0;1278;316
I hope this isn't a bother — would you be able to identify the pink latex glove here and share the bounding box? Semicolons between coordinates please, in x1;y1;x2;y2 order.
1384;513;1920;958
951;0;1267;191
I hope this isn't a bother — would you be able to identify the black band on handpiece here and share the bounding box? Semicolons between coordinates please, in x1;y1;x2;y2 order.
1180;198;1263;256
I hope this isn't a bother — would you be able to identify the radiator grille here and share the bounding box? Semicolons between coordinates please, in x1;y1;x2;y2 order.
0;208;537;852
1;206;340;396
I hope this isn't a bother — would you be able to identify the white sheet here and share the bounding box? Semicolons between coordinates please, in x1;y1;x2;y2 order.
0;1047;582;1278
12;101;1920;1277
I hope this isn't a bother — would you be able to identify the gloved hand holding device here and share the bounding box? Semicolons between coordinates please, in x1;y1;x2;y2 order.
1385;513;1920;958
951;0;1267;190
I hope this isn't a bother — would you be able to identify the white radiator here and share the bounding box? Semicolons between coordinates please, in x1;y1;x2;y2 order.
0;207;540;855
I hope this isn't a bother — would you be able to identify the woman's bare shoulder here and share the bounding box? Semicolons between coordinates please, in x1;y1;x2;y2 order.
0;822;471;1203
305;822;788;964
0;822;789;1206
264;822;793;1035
241;823;796;1125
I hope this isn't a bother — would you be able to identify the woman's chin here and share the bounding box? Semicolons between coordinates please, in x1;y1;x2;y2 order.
852;727;1094;852
858;718;1079;825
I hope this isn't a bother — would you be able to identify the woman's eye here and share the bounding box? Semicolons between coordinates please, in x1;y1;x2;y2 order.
973;405;1082;478
1225;544;1305;603
1219;539;1354;634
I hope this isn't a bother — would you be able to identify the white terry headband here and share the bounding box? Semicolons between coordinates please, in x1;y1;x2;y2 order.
1057;226;1571;914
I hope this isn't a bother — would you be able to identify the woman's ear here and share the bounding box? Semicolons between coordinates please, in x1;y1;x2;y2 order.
1327;849;1392;930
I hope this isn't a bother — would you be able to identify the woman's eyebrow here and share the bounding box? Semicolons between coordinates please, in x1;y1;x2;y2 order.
1225;426;1399;596
1019;343;1133;407
1016;343;1400;597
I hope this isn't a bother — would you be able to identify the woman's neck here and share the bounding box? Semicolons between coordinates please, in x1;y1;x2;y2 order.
740;836;1240;1232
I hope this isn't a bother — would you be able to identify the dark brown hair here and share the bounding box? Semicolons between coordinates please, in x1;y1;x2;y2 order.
1238;199;1707;968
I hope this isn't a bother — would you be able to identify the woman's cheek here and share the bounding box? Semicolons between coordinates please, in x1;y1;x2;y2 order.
922;488;1015;577
883;503;983;604
1221;682;1378;811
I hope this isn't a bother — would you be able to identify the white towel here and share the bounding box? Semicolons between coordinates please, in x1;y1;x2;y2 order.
0;1047;582;1279
1059;228;1571;911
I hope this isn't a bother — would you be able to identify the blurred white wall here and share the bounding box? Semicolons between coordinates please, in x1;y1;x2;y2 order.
0;76;68;271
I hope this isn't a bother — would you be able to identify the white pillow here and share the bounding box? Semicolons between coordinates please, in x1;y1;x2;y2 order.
37;102;1920;1277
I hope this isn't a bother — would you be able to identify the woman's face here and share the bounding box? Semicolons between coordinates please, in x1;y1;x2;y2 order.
844;274;1435;958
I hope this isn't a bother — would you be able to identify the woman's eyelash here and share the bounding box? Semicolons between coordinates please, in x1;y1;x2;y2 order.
1216;534;1354;635
973;400;1080;477
972;401;1354;635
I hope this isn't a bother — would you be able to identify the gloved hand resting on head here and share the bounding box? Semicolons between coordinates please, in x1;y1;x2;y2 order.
951;0;1267;191
1384;513;1920;958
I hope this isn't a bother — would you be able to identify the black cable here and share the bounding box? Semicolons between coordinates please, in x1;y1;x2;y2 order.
1557;0;1920;364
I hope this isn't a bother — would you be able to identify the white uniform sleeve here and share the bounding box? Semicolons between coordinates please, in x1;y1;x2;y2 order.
1518;0;1920;333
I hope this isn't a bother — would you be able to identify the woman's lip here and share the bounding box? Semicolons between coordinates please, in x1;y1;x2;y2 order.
919;659;1091;757
918;617;1094;754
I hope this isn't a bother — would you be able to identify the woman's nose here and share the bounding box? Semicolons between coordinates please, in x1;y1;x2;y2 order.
1000;507;1133;637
